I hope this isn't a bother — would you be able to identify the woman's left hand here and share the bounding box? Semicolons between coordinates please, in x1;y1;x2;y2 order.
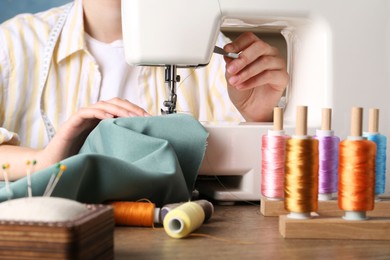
224;32;289;122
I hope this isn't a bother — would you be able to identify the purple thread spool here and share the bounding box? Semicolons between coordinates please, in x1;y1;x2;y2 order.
315;108;339;201
316;131;340;200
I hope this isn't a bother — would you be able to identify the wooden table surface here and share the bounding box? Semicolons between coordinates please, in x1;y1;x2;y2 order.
114;204;390;259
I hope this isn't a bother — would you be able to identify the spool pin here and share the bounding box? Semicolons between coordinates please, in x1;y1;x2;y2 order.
295;106;307;137
368;108;379;134
349;107;363;139
273;107;284;133
316;108;334;137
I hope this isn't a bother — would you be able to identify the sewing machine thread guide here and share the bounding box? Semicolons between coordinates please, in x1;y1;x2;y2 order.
213;46;239;59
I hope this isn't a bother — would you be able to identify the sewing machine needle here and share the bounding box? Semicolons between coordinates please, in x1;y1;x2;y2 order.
213;46;239;59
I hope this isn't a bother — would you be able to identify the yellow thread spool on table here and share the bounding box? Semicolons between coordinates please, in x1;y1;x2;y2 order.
163;201;205;238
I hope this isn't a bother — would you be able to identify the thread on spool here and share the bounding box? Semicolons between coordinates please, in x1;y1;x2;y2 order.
363;107;387;196
163;201;205;239
338;140;376;212
363;133;387;195
284;138;319;214
366;134;387;195
160;200;214;223
261;134;288;199
316;135;339;195
110;201;156;227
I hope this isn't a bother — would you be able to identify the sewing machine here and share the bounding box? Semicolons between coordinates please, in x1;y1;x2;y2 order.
122;0;390;201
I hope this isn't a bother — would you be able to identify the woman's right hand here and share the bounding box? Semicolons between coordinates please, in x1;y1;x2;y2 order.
41;98;150;168
0;98;150;180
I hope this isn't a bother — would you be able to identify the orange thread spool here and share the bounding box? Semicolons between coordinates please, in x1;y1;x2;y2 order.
338;140;376;212
110;201;156;227
338;107;376;220
284;138;319;214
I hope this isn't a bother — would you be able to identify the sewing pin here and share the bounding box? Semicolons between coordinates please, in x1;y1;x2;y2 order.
43;163;61;196
45;164;67;197
26;160;37;197
2;163;12;200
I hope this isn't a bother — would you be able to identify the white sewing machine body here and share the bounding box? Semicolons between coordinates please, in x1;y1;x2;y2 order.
122;0;390;201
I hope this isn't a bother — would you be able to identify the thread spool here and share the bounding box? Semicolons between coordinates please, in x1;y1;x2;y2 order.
284;106;319;219
315;108;339;201
339;107;376;220
363;108;387;197
163;201;205;239
160;200;213;223
261;107;288;199
110;201;160;227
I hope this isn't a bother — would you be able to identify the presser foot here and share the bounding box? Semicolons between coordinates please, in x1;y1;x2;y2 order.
162;65;179;114
161;95;177;114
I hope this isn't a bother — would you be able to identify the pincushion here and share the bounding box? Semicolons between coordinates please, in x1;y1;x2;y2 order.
0;197;87;222
0;197;114;259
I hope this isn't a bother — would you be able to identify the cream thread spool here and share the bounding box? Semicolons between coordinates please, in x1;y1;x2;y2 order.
163;201;205;239
160;200;213;223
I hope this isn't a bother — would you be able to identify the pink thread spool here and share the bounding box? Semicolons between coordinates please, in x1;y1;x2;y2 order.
261;107;289;199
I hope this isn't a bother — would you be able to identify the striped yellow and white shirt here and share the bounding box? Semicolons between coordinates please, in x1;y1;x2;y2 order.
0;0;243;149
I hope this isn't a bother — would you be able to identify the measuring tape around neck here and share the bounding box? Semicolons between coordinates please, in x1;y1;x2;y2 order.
38;3;73;141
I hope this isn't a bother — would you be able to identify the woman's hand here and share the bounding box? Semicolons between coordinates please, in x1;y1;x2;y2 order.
0;98;149;180
42;98;150;167
224;32;289;122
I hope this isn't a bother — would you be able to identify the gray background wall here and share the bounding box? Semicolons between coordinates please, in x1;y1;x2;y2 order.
0;0;71;23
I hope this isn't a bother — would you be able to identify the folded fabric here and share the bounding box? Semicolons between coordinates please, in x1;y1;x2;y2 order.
0;114;208;206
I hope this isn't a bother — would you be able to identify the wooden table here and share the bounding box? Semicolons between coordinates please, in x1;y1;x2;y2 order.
114;204;390;259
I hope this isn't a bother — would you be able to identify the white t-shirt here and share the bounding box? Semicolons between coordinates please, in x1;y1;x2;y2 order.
85;33;141;104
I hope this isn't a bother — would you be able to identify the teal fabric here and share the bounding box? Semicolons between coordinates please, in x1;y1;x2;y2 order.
0;114;208;206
